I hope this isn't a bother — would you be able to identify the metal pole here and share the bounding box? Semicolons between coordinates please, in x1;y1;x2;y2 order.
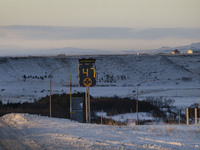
88;87;90;123
136;86;138;125
101;109;103;125
199;103;200;124
50;77;52;117
179;109;181;124
48;66;68;118
135;80;151;125
85;87;88;123
70;75;72;120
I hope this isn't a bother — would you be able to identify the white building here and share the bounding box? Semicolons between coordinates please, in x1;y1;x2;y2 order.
188;49;200;54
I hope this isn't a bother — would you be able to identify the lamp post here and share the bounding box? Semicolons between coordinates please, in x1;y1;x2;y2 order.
49;71;55;118
50;75;52;117
49;66;67;117
136;80;151;125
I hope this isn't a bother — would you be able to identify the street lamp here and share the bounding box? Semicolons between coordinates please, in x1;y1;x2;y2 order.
136;80;151;125
49;66;67;117
49;74;52;118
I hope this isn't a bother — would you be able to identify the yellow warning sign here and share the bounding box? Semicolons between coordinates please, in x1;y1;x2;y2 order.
83;77;92;87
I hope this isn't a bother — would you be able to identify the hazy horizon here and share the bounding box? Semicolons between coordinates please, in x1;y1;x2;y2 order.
0;0;200;54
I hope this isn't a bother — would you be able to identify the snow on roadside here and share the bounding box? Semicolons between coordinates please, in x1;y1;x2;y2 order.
96;112;154;123
1;113;200;149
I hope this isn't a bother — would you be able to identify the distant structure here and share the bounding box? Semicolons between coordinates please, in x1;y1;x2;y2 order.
187;49;200;54
171;49;180;55
57;54;66;57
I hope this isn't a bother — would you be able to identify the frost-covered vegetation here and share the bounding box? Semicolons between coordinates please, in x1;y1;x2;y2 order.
0;93;199;125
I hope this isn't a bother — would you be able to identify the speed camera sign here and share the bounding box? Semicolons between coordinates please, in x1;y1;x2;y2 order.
79;59;96;87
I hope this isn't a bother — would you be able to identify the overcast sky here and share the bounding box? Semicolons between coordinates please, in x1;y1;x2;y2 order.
0;0;200;53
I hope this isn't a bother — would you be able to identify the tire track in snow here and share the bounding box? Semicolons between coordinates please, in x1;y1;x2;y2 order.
0;119;40;150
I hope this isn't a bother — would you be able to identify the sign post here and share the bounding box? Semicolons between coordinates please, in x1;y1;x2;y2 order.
79;58;96;123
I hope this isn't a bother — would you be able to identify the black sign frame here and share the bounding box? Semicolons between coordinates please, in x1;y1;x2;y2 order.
79;59;96;87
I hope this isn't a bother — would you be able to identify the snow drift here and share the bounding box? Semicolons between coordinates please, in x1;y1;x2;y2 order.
0;113;200;149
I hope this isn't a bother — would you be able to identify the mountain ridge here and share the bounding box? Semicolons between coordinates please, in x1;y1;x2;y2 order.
0;42;200;57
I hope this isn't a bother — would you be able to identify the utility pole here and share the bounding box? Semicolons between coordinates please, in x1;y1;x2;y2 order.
70;75;72;120
49;66;67;118
179;109;181;124
135;80;151;125
50;76;52;117
136;86;138;125
199;103;200;124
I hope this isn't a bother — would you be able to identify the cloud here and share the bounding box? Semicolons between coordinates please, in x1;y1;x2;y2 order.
1;25;200;40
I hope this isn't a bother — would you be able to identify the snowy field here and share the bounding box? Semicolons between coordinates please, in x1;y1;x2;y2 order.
0;113;200;150
1;83;200;108
0;54;200;149
0;54;199;108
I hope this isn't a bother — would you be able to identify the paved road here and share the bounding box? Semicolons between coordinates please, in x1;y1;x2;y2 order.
0;119;33;150
0;119;88;150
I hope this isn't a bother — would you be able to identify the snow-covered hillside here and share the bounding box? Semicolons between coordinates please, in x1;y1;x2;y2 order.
0;113;200;149
124;42;200;54
0;54;200;107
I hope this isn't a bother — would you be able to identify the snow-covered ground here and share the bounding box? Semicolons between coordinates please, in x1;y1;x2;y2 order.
0;113;200;150
96;111;155;124
0;54;200;108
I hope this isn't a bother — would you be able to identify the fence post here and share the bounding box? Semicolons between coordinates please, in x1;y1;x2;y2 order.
179;110;181;124
101;109;103;125
186;108;189;125
195;108;197;125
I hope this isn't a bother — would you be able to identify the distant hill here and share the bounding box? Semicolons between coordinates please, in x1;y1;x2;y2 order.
0;54;199;103
0;47;111;57
123;42;200;54
1;42;200;56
